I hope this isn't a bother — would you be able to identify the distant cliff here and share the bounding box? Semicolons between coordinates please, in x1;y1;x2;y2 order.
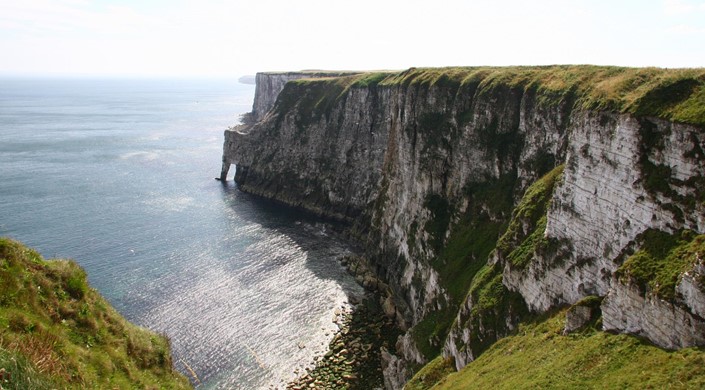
249;71;362;122
222;66;705;388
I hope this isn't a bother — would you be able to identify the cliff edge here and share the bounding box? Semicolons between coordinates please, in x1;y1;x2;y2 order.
222;66;705;388
0;238;191;389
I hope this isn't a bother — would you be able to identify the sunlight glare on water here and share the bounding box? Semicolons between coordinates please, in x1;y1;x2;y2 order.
0;78;363;388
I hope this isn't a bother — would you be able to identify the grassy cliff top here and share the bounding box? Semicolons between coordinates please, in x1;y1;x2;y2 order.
258;70;365;77
286;65;705;127
0;238;191;389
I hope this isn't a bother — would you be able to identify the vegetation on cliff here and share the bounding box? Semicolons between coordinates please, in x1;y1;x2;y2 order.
404;124;704;388
404;160;705;387
0;238;190;389
411;166;564;362
617;229;705;300
273;66;705;128
380;66;705;127
231;65;705;389
496;165;564;269
408;309;705;389
410;174;518;361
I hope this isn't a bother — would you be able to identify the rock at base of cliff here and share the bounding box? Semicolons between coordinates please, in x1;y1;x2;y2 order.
381;347;412;390
602;280;705;350
564;306;597;334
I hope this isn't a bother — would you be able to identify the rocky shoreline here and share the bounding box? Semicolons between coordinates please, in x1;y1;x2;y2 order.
285;256;400;390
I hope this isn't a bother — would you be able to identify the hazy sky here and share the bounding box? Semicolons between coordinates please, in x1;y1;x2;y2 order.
1;0;704;77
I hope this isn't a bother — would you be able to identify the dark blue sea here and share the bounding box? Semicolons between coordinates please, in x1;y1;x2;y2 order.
0;78;362;388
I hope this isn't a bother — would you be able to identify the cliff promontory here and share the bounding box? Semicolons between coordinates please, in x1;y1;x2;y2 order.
222;66;705;388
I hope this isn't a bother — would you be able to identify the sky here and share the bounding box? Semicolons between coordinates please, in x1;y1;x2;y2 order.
0;0;704;77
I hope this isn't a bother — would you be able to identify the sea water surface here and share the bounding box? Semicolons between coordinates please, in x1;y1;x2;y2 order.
0;78;363;388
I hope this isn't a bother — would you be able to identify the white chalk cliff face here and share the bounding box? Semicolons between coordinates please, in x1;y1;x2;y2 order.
222;76;388;221
222;69;705;388
501;113;705;349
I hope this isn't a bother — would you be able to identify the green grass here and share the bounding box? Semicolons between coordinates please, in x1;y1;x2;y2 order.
467;264;505;314
617;230;705;300
0;238;191;389
457;263;528;356
436;172;520;292
496;165;564;269
427;309;705;389
434;217;505;304
377;65;705;127
0;348;57;390
404;355;455;390
351;72;393;88
411;223;520;361
410;215;505;360
410;306;459;361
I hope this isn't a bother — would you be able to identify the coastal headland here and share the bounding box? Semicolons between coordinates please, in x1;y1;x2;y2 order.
224;66;705;389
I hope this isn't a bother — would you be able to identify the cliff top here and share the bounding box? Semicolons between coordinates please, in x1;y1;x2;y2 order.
258;70;365;77
282;65;705;127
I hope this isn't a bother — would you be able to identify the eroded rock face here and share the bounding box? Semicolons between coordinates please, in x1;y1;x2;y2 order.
251;73;301;121
602;278;705;349
563;298;602;335
380;347;411;390
222;68;705;386
564;305;595;334
678;259;705;319
500;113;705;350
505;114;705;313
223;82;388;221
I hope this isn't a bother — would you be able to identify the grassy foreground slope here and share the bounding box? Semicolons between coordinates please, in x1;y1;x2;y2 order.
0;238;191;389
406;309;705;390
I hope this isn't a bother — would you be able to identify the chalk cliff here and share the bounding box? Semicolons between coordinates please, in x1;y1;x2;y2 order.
222;67;705;388
250;71;362;122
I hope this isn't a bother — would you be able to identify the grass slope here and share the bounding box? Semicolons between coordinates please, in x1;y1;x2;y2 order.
617;229;705;300
0;238;191;389
420;310;705;389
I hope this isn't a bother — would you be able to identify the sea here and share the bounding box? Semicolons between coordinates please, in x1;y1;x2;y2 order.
0;77;363;388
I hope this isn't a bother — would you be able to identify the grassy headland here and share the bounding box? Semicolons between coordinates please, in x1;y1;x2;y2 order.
0;238;191;389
